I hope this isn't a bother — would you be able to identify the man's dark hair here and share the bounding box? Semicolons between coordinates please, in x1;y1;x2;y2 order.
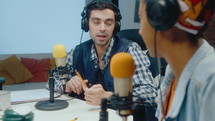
85;1;121;22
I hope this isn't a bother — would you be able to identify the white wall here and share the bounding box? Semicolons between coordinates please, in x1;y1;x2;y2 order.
0;0;139;55
0;0;90;54
119;0;140;30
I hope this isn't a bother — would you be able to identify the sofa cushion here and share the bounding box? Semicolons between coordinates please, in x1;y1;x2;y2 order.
49;58;56;69
21;57;49;82
0;55;33;84
0;60;15;85
0;70;16;85
0;60;3;70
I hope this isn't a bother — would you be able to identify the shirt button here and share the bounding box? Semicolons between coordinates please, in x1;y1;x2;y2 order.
94;65;97;68
88;83;92;87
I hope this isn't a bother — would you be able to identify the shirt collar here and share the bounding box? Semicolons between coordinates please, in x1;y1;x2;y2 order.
90;38;115;66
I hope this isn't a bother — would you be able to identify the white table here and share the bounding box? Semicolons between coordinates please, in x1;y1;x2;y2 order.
0;89;133;121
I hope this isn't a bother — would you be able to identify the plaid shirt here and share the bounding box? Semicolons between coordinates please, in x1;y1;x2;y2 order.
47;37;157;102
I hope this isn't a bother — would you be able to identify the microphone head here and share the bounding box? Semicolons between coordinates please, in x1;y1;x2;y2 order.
53;44;66;58
110;52;135;78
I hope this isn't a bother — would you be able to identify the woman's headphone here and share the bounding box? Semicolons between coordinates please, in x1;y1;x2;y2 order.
146;0;180;31
81;1;122;35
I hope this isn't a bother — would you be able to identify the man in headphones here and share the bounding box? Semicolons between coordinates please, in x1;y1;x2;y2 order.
47;1;157;106
139;0;215;120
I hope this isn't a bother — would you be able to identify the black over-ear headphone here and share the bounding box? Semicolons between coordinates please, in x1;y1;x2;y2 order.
146;0;180;31
81;0;122;35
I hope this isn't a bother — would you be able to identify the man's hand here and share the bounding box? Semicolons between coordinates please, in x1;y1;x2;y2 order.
83;84;113;106
65;76;88;94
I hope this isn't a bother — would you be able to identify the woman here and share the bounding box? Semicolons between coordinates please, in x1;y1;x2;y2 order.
139;0;215;121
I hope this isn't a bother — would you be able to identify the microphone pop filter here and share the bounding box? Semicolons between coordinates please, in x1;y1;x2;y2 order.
110;52;135;78
53;44;66;58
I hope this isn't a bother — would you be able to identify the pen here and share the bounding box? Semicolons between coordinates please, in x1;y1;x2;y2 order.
75;70;88;88
70;117;77;121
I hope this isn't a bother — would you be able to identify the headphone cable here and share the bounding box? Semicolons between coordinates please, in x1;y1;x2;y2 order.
80;30;84;44
153;30;165;119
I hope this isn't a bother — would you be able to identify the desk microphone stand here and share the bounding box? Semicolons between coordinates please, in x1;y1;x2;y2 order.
99;95;131;121
35;70;68;111
99;97;158;121
99;98;109;121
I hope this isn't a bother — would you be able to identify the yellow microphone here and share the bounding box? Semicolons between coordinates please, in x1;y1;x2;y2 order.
35;44;69;111
110;52;135;119
53;44;67;66
53;44;67;92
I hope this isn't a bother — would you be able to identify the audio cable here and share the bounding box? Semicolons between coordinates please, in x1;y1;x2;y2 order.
153;30;165;119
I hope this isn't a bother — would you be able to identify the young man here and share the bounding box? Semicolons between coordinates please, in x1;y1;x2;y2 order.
139;0;215;120
48;1;157;106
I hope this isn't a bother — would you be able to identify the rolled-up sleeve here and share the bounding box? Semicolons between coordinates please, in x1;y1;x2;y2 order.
128;42;158;102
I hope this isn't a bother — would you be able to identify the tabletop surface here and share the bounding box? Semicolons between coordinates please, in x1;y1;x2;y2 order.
0;89;133;121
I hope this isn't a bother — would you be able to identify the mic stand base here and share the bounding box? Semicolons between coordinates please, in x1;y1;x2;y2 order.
35;99;68;111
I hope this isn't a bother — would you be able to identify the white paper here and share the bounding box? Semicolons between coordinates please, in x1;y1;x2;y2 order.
11;89;58;104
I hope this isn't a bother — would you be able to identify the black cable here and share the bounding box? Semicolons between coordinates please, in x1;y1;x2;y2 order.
80;30;84;44
153;30;165;119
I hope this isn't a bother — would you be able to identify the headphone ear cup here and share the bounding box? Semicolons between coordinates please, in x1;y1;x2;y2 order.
81;9;89;32
146;0;180;31
113;21;121;35
113;10;122;35
81;17;89;32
